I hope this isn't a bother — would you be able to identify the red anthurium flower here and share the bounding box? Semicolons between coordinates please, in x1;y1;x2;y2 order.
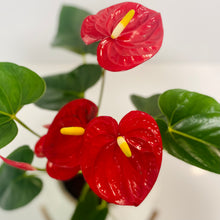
37;99;98;180
46;161;79;181
81;111;162;206
0;155;36;171
35;135;46;158
81;2;163;72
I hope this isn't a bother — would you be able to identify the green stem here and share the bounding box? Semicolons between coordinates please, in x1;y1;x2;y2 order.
97;199;108;210
97;69;106;114
35;167;46;171
82;54;87;64
79;183;90;201
14;116;41;138
79;183;108;210
40;206;53;220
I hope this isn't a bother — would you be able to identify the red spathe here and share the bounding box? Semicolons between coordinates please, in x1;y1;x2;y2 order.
37;99;98;180
81;2;163;71
81;111;163;206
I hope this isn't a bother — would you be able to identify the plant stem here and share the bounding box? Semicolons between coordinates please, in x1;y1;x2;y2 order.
149;210;158;220
40;206;53;220
35;167;46;171
97;199;108;210
79;183;90;201
97;69;106;114
82;54;87;64
14;116;41;138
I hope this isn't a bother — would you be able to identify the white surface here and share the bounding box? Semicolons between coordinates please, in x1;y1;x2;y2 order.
0;63;219;220
0;0;220;64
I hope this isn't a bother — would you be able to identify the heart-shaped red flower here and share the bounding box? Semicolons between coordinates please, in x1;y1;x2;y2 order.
81;111;162;206
35;99;98;180
81;2;163;71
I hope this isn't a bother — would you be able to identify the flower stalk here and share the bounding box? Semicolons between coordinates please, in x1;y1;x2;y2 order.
14;116;41;138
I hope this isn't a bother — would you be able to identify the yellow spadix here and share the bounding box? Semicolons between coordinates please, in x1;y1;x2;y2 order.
60;127;85;136
111;9;135;39
117;136;132;158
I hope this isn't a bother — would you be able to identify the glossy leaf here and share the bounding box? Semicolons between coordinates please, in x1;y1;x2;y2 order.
0;146;42;210
0;62;45;148
0;121;18;149
35;64;102;110
71;185;108;220
52;5;98;55
158;89;220;173
81;2;163;71
131;94;162;118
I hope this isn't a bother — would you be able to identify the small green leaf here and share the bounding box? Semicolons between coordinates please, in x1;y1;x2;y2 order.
158;89;220;173
0;146;43;210
0;62;45;148
35;64;102;110
131;94;163;118
72;185;108;220
52;5;98;55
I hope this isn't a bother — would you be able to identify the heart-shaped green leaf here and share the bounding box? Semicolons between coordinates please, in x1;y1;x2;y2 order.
131;94;162;118
35;64;102;110
71;185;108;220
0;146;42;210
52;5;98;55
0;62;45;148
158;89;220;173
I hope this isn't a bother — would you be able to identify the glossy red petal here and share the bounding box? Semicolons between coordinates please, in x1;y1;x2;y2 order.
0;155;36;171
81;2;163;71
43;99;98;168
97;13;163;71
81;14;107;45
34;135;46;158
119;111;162;159
81;2;134;44
97;39;145;71
46;161;79;181
81;112;162;206
81;2;146;43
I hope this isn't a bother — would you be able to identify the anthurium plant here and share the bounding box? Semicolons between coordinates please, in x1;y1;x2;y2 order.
0;2;219;220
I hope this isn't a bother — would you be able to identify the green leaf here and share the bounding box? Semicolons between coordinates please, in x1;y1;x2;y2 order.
35;64;102;110
52;5;98;55
72;185;108;220
131;94;163;118
0;146;42;210
0;121;18;149
158;89;220;173
0;62;45;148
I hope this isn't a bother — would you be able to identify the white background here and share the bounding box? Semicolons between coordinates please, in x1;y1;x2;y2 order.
0;1;220;220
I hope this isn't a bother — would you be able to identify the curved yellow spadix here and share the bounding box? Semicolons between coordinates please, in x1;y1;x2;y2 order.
111;9;135;39
117;136;132;158
60;127;85;136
